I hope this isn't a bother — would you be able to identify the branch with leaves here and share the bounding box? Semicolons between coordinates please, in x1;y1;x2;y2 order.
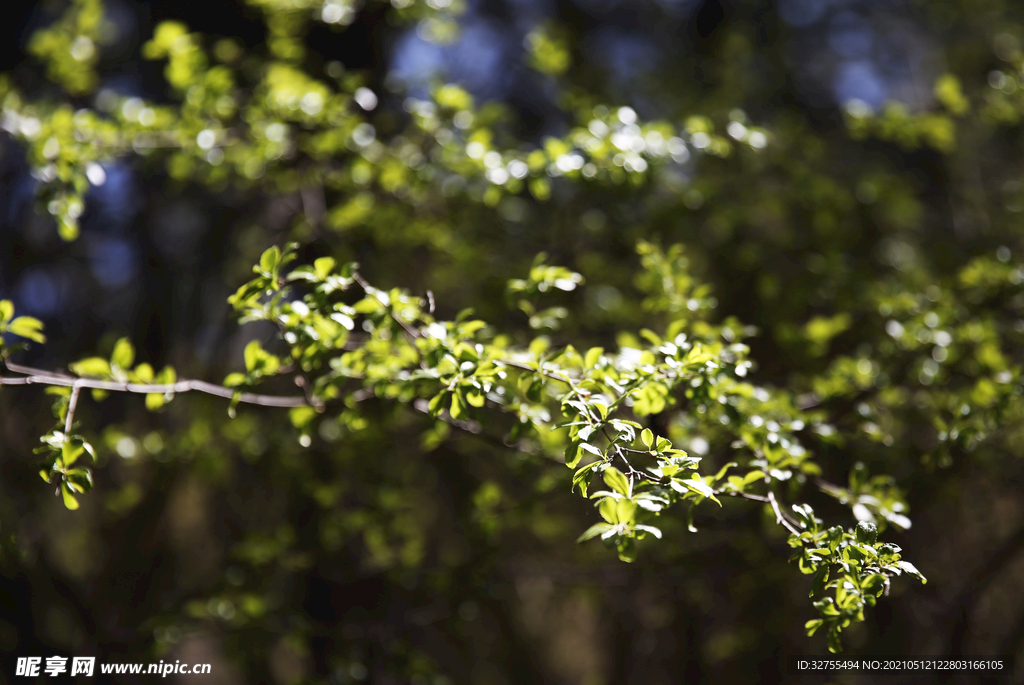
0;242;926;652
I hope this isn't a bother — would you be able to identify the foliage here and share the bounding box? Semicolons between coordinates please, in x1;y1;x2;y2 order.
3;231;931;652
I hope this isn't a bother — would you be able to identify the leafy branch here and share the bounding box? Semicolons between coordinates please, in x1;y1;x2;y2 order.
0;242;927;653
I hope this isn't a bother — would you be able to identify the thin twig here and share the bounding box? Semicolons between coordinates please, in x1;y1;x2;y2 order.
494;358;573;385
720;491;770;503
64;383;81;435
352;271;423;340
768;490;803;536
1;362;309;408
293;375;325;410
812;476;851;501
410;398;543;455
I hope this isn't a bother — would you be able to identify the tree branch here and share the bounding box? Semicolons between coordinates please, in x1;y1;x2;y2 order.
768;490;803;536
351;271;423;340
64;383;81;435
720;491;770;503
494;358;575;386
1;361;310;408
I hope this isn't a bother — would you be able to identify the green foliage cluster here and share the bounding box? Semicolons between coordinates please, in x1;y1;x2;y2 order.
0;299;46;348
2;232;932;651
0;1;759;245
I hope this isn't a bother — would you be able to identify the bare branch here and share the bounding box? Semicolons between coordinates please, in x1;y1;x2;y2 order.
65;383;81;435
720;490;770;503
768;490;803;536
1;362;310;408
494;358;574;385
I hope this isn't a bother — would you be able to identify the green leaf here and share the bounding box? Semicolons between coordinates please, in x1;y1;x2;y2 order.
855;521;878;545
243;340;261;372
353;297;381;314
572;461;603;496
811;565;830;597
146;393;166;411
133;363;154;383
0;299;12;324
813;597;840;616
584;347;603;368
862;573;886;596
525;377;543;403
111;338;135;370
792;503;817;530
223;373;247;387
634;524;662;539
314;256;336;280
826;526;844;553
804;619;825;637
61;483;80;510
896;560;926;583
577;522;612;542
465;386;486;408
827;625;843;654
260;245;281;274
66;468;93;493
616;537;636;563
641;428;654;449
639;328;662;346
603;467;631;497
598;497;618;523
850;542;877;558
671;476;721;505
449;392;465;420
8;316;46;343
564;440;583;469
428;391;448;418
713;461;738;482
62;440;85;467
742;470;766;487
635;498;663;512
615;499;636;524
71;357;111;378
154;366;177;385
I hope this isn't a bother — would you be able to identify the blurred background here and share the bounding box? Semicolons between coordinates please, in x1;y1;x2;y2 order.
3;0;1024;682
